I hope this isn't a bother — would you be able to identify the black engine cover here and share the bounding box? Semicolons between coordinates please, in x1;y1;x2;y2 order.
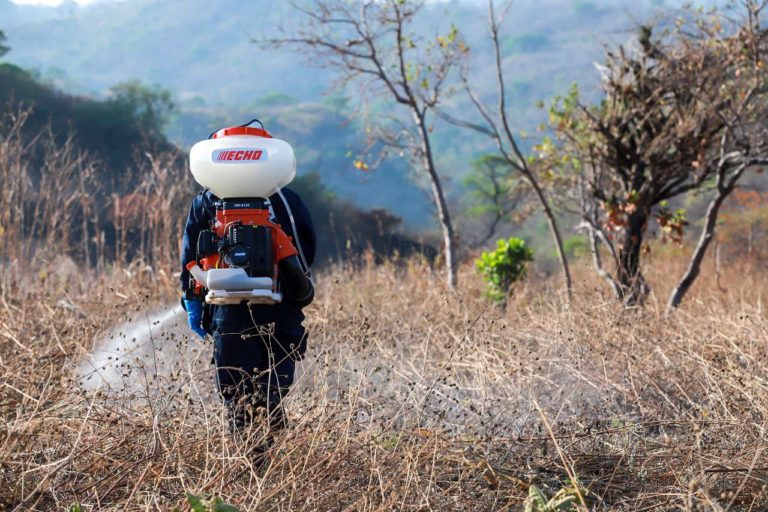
226;223;273;277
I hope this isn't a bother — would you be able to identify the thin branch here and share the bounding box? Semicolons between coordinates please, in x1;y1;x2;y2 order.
433;108;497;138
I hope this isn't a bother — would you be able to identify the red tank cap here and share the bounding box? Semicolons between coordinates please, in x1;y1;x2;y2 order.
212;126;272;139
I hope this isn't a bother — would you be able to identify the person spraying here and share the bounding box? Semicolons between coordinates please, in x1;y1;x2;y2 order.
180;120;315;437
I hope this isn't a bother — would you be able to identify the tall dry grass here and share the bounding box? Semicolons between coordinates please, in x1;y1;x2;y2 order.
1;251;768;511
0;106;192;287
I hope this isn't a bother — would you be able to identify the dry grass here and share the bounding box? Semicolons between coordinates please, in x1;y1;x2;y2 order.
1;252;768;511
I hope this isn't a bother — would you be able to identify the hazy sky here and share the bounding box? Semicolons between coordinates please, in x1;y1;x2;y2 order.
10;0;464;3
10;0;476;4
10;0;100;4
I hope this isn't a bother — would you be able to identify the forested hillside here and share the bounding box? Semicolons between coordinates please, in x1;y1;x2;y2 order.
1;0;696;226
2;0;690;107
0;63;171;172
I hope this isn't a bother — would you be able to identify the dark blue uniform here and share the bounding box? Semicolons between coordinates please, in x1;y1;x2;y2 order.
180;187;316;430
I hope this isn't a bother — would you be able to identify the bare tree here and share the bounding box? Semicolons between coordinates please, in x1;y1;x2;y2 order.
546;1;768;307
438;0;574;298
666;1;768;313
263;0;467;288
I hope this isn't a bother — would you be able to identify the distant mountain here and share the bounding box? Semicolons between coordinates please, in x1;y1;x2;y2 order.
1;0;710;226
2;0;704;104
3;0;327;101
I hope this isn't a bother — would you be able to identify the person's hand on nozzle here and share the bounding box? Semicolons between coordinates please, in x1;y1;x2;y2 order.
183;298;207;339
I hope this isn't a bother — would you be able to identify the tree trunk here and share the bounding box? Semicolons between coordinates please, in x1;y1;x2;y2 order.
414;111;457;289
586;222;621;299
525;171;573;299
666;192;727;314
617;210;649;306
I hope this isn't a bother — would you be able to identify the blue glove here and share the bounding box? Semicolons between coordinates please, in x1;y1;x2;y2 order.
183;298;207;339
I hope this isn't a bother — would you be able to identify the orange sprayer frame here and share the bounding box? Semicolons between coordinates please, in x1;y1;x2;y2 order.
195;207;298;292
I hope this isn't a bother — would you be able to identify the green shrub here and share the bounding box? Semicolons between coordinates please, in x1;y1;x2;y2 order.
476;237;533;303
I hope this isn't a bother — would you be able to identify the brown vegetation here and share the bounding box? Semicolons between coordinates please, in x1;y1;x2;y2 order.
0;106;192;274
2;236;768;510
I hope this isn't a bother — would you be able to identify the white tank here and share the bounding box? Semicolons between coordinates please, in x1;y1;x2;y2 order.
189;126;296;198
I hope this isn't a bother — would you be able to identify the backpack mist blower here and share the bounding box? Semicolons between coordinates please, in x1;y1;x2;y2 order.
185;120;313;306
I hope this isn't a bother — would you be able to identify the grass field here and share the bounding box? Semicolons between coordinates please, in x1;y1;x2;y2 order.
2;252;767;511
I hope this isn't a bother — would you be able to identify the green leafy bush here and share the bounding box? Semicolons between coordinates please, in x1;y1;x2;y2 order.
476;237;533;303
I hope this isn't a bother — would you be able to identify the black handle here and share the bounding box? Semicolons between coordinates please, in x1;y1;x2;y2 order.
239;118;265;129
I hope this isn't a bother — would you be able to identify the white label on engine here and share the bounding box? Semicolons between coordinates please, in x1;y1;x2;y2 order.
212;148;269;163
